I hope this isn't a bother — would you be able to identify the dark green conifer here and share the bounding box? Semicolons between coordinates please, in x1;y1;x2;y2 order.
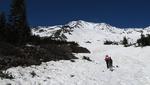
8;0;31;45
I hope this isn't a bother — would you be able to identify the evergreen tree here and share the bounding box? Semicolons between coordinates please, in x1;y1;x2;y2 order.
137;34;150;46
137;34;143;46
122;37;128;47
8;0;31;45
0;12;6;41
140;34;146;46
147;34;150;45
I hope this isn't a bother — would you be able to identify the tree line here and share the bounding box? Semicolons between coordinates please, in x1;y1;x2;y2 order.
104;34;150;47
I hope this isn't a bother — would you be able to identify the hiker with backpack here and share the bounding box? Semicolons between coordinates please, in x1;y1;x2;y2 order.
104;55;113;69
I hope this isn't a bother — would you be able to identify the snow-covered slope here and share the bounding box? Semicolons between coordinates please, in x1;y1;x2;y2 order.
32;25;62;37
32;20;150;44
1;43;150;85
1;20;150;85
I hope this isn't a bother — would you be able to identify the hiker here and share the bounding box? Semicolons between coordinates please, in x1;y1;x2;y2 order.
104;55;113;68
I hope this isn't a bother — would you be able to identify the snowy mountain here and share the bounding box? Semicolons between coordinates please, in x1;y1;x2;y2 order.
1;20;150;85
32;20;150;45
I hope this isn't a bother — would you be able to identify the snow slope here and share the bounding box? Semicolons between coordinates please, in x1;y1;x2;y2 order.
1;20;150;85
1;43;150;85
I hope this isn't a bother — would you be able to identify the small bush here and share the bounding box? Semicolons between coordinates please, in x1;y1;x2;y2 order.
85;41;91;43
122;37;128;47
30;71;36;78
137;34;150;47
104;40;118;45
0;71;14;79
104;40;113;45
70;75;75;77
82;56;92;61
70;59;75;62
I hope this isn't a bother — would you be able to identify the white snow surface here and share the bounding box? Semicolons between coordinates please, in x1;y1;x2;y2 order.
1;20;150;85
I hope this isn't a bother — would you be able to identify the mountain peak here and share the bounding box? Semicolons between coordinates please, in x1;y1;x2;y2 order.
66;20;115;30
67;20;90;27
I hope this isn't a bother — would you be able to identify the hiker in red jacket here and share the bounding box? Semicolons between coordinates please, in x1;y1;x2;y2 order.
105;55;113;68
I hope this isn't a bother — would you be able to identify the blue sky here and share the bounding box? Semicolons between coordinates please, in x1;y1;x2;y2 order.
0;0;150;28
